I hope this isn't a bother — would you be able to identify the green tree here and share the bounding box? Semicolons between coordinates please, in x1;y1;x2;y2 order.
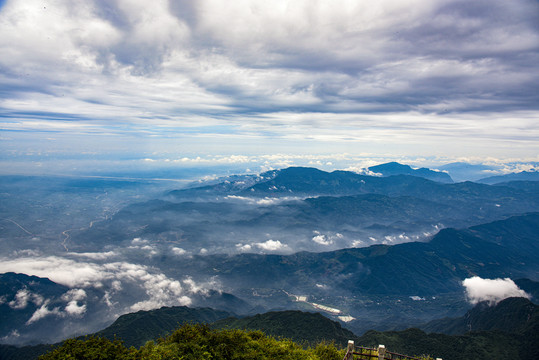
39;336;134;360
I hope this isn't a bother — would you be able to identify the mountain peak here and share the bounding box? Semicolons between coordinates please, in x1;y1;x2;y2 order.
368;162;453;183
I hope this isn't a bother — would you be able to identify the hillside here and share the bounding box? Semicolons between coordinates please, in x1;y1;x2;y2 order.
423;297;539;334
212;310;356;347
4;300;539;360
0;273;70;335
95;306;233;348
176;213;539;296
365;297;539;360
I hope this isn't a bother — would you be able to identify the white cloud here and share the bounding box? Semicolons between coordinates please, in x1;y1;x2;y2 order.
68;251;118;260
131;238;149;245
26;300;61;325
61;289;87;302
129;273;191;312
312;234;333;246
182;276;221;296
0;256;219;313
171;247;187;256
236;243;252;252
8;289;44;310
61;288;88;317
8;289;31;310
0;256;111;288
351;240;364;247
462;276;530;305
224;195;300;205
254;239;288;251
65;301;86;316
312;231;345;246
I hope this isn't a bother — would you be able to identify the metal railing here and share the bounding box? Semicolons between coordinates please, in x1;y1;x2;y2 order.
343;341;442;360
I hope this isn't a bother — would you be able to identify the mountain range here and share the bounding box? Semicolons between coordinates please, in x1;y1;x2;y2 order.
1;162;539;358
65;165;539;257
367;162;453;183
172;212;539;296
1;296;537;360
478;171;539;185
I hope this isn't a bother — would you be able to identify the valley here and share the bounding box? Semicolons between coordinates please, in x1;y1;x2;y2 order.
0;163;538;358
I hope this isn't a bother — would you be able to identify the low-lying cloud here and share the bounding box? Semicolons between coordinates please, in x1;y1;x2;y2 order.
0;255;217;314
255;239;288;252
26;300;62;325
462;276;530;305
8;289;44;310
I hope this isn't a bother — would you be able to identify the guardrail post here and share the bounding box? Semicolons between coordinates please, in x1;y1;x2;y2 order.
343;340;354;360
377;345;386;360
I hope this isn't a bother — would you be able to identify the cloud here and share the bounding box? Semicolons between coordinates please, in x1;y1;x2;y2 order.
235;243;252;252
67;251;118;260
8;289;31;309
129;272;191;312
182;276;221;296
0;256;218;313
8;289;44;310
312;231;345;246
312;234;333;246
351;239;364;247
254;239;288;252
224;195;300;205
171;247;187;256
128;241;159;257
462;276;531;305
64;301;87;316
61;289;88;316
131;238;149;245
0;0;538;166
26;300;61;325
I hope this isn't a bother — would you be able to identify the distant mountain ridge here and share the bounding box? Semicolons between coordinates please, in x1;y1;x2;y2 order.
478;170;539;184
438;162;497;182
368;162;453;183
155;166;539;255
177;212;539;296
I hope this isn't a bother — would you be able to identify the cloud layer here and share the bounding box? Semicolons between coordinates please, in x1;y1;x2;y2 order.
1;0;538;167
0;255;213;313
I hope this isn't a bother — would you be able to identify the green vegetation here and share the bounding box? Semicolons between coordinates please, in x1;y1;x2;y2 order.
212;310;355;347
38;323;345;360
95;306;232;348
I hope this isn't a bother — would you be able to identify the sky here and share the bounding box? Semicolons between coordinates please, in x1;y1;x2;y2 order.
1;0;538;176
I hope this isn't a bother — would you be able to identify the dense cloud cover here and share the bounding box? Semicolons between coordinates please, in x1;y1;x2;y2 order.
1;0;538;171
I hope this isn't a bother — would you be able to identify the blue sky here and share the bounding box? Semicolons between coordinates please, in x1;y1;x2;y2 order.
1;0;538;176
